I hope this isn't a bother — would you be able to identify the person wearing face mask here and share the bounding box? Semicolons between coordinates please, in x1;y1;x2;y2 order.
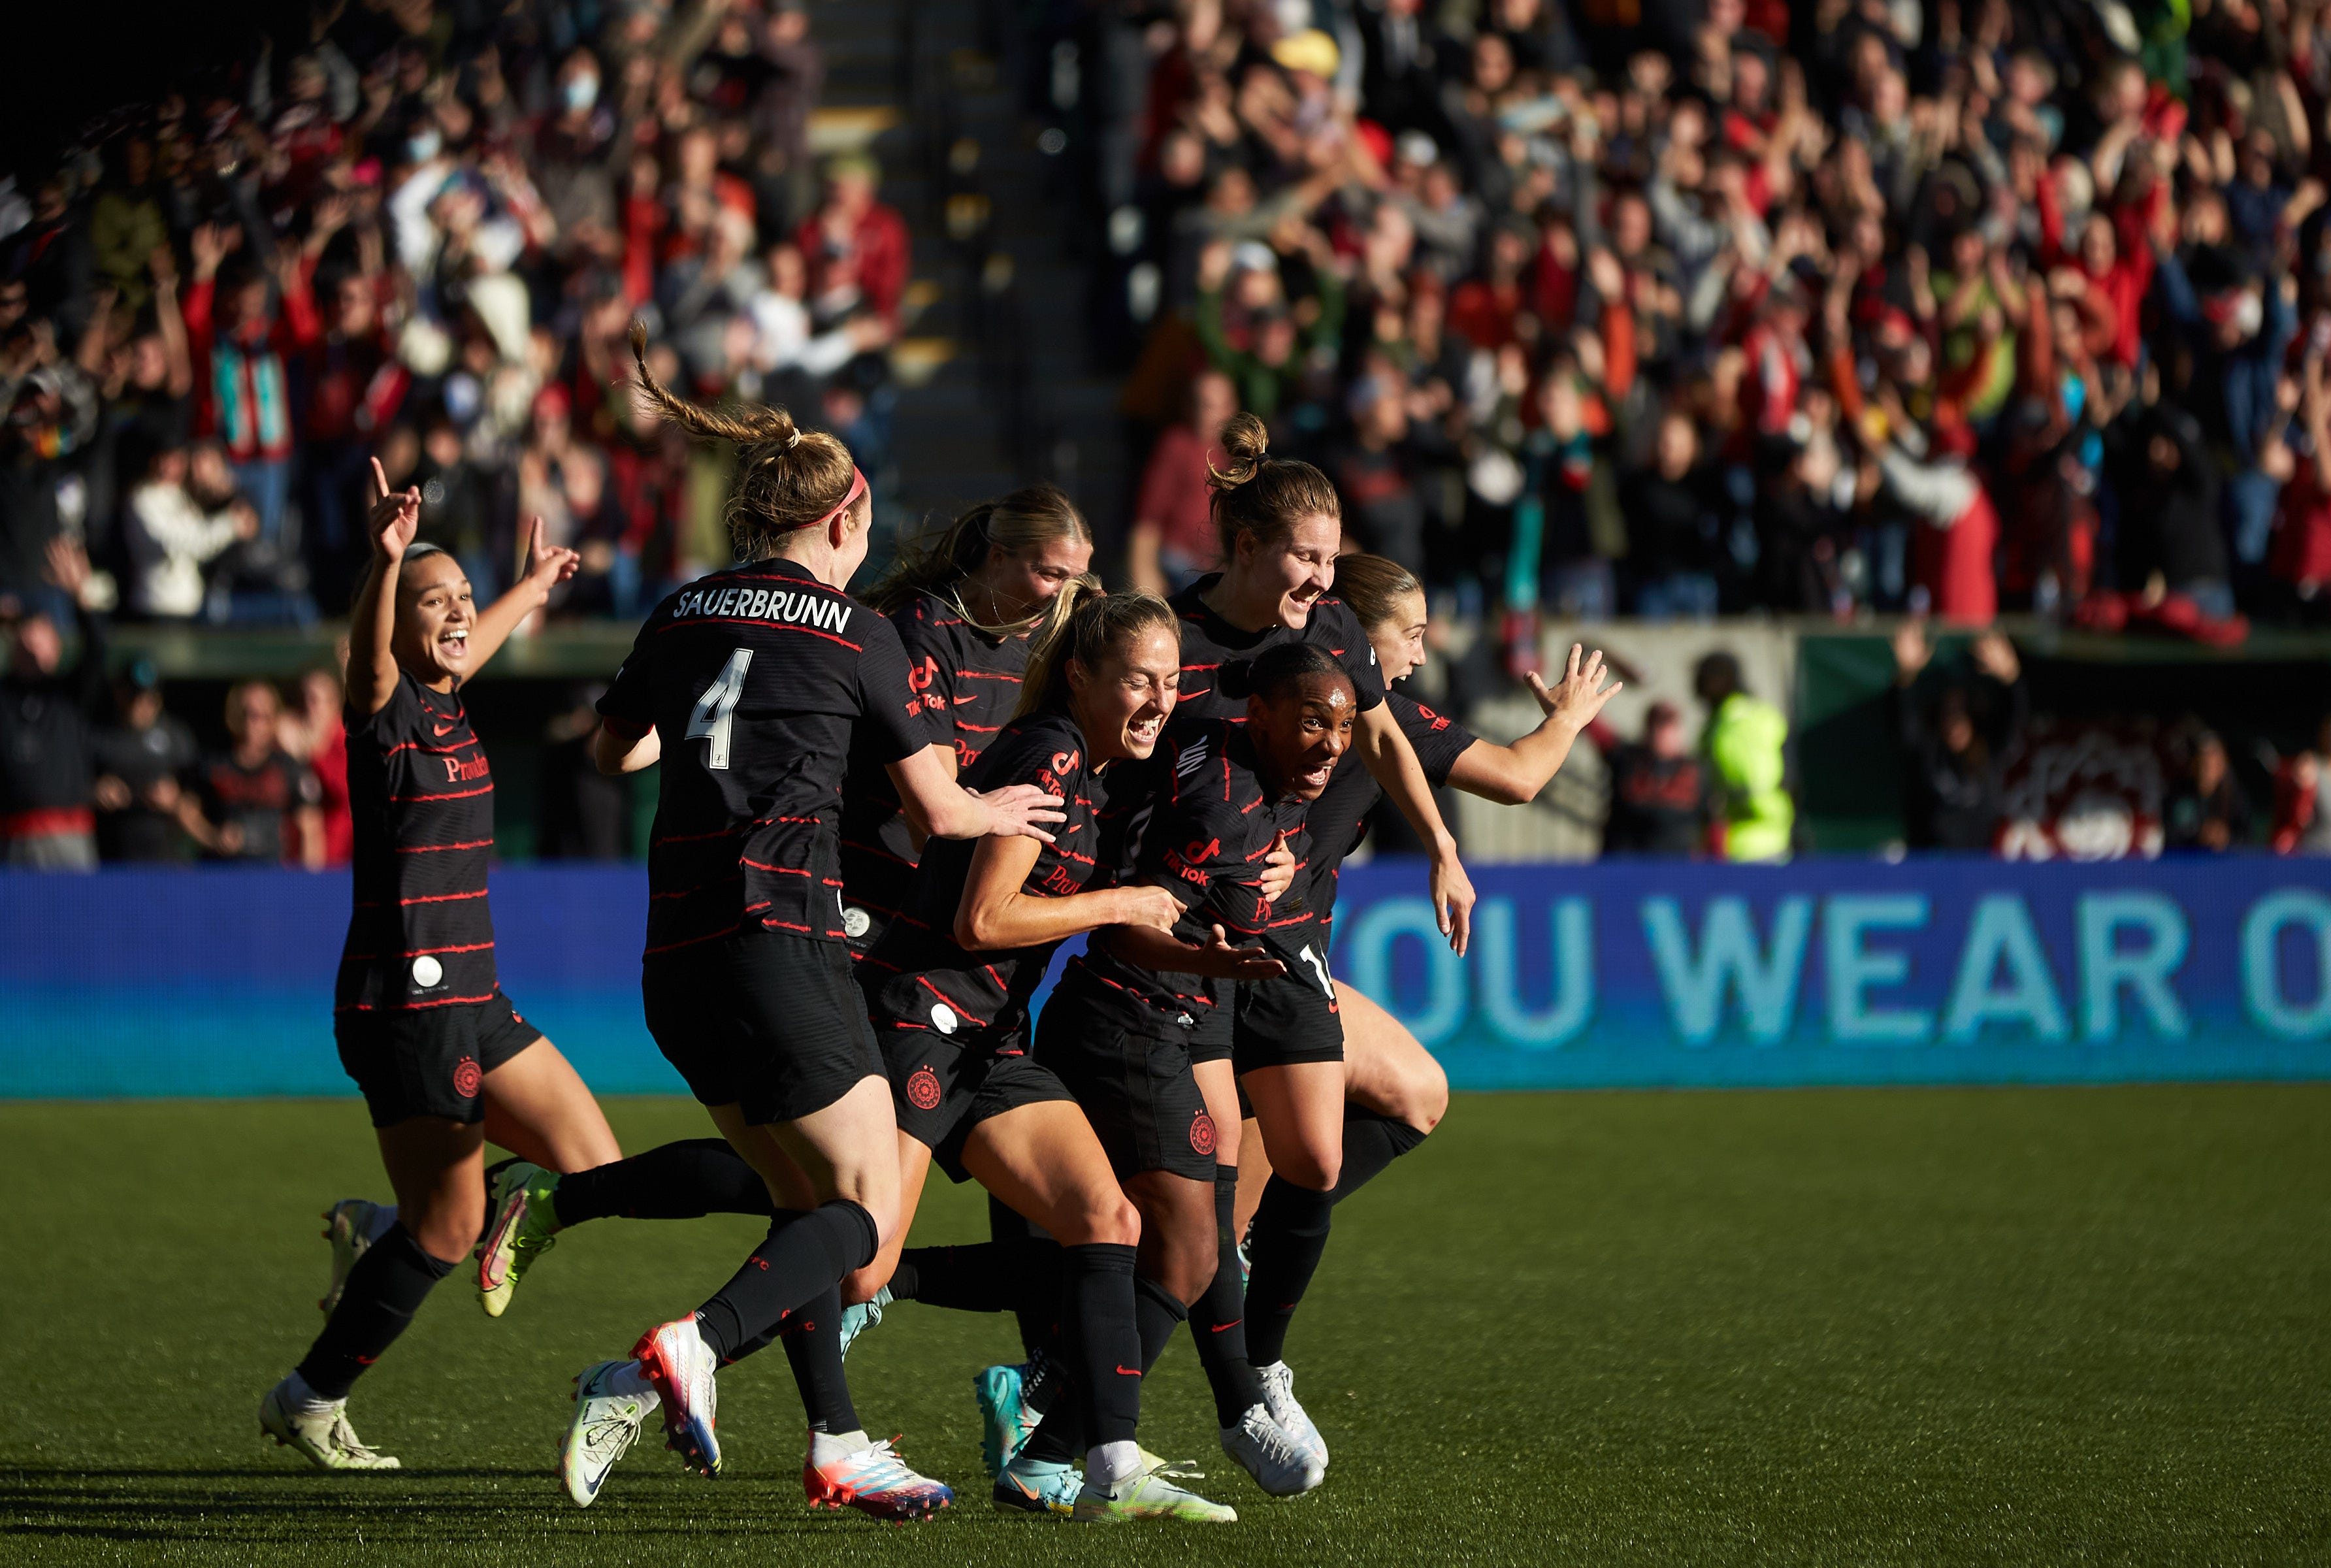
256;457;618;1472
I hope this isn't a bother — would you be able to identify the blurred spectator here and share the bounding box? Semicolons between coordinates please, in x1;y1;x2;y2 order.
1693;650;1791;862
1892;624;2029;852
122;442;258;618
2271;717;2331;855
796;154;908;331
91;659;195;863
2163;729;2253;852
280;666;352;867
182;679;323;868
1128;368;1235;596
1599;698;1708;855
0;540;105;869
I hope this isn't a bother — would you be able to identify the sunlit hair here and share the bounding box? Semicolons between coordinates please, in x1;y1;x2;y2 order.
1207;410;1341;560
866;483;1092;634
1014;581;1171;718
1331;553;1422;633
627;321;858;560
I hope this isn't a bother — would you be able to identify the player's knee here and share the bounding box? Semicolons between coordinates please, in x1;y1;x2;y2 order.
1400;1058;1448;1134
840;1258;891;1306
1277;1149;1339;1192
1055;1191;1141;1249
1162;1243;1214;1305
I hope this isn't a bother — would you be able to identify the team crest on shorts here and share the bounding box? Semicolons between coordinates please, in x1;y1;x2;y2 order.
452;1055;482;1098
1190;1111;1216;1156
906;1067;943;1111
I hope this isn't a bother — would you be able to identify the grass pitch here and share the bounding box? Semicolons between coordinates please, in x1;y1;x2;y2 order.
2;1086;2326;1567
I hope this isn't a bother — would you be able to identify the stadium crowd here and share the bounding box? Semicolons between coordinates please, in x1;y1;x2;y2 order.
1102;0;2331;650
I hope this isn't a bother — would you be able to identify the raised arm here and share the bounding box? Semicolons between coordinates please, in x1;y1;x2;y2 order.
348;457;422;716
464;515;579;672
1446;643;1622;804
1355;702;1476;953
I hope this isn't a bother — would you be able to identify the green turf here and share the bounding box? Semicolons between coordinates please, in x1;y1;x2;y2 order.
3;1088;2327;1566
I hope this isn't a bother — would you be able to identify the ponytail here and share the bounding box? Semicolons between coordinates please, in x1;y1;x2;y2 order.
628;322;860;561
1207;411;1341;561
1016;585;1177;719
867;483;1093;634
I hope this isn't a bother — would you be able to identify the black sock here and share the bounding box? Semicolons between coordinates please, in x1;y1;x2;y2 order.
1242;1114;1431;1368
294;1223;456;1400
893;1239;1062;1320
1060;1243;1142;1450
1133;1273;1187;1371
1188;1164;1266;1426
692;1200;878;1362
990;1195;1050;1359
779;1286;860;1435
1333;1110;1430;1207
553;1139;774;1226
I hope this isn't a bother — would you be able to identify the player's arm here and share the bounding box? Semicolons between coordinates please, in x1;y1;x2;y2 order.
888;745;1062;843
1096;800;1287;975
466;516;580;672
953;833;1180;950
593;715;660;774
1104;919;1288;978
1354;702;1476;954
348;457;421;716
1446;643;1622;805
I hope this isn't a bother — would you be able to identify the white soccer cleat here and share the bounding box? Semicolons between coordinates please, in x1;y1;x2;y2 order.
318;1199;389;1314
561;1359;659;1507
631;1318;721;1477
259;1380;401;1471
1258;1360;1329;1469
1218;1403;1321;1496
803;1435;953;1520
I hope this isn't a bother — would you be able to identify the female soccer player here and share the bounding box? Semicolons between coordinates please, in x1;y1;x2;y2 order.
259;461;619;1470
560;330;1060;1520
1149;416;1475;1486
1005;641;1358;1500
838;486;1093;955
1213;554;1619;1457
849;585;1250;1522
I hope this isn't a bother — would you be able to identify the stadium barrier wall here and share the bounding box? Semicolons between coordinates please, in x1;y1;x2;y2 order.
3;858;2328;1098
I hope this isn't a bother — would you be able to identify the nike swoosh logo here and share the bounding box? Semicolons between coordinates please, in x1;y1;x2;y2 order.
1210;1319;1241;1333
432;722;457;737
1115;1365;1141;1376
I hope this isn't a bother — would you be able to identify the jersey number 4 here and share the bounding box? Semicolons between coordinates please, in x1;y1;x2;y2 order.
687;647;755;770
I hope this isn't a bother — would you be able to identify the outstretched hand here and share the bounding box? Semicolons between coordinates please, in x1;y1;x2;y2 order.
519;515;581;593
1201;924;1286;979
1527;642;1622;730
367;456;421;561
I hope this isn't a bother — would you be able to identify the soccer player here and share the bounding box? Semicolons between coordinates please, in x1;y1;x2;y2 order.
846;586;1245;1522
838;486;1093;956
259;461;619;1470
556;329;1060;1520
1002;642;1358;1500
1214;553;1620;1433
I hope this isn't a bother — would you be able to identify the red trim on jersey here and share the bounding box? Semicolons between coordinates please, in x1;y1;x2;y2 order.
740;857;811;875
336;991;498;1013
651;616;864;651
390;783;495;803
340;940;497;962
395;838;495;854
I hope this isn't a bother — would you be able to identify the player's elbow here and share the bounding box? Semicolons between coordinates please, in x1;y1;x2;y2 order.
954;901;1006;951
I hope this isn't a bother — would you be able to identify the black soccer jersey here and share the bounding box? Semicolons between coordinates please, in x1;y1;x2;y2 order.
336;671;501;1015
1164;574;1386;730
836;591;1030;943
1304;687;1478;929
1062;717;1314;1024
859;709;1113;1046
598;558;928;956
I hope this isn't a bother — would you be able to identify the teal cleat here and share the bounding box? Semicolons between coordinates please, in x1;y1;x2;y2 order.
974;1360;1045;1477
993;1454;1081;1517
838;1286;890;1360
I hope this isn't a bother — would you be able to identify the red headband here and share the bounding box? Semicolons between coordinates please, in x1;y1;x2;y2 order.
807;466;868;531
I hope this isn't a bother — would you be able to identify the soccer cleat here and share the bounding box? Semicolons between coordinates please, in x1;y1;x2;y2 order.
259;1381;401;1471
804;1435;954;1520
973;1360;1044;1477
476;1161;560;1318
1257;1360;1328;1469
318;1198;389;1315
1072;1456;1239;1523
630;1318;721;1477
838;1286;890;1360
561;1360;657;1507
992;1454;1081;1516
1218;1403;1322;1496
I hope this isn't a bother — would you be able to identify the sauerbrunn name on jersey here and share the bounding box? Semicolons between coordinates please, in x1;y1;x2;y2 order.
666;583;858;637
